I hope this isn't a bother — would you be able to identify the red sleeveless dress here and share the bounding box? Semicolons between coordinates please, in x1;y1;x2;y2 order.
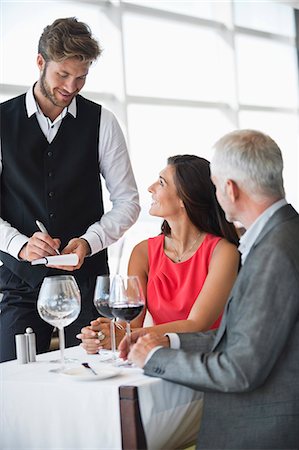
147;233;222;329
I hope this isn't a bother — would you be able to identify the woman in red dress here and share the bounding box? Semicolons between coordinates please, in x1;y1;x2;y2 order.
78;155;240;352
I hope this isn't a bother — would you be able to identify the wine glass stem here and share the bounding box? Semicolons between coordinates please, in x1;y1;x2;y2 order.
126;321;131;347
59;327;65;369
110;319;117;359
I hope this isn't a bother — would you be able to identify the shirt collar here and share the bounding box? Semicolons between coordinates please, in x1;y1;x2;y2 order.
25;85;77;119
238;198;287;264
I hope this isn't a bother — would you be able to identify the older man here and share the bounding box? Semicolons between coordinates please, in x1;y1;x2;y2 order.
119;129;299;449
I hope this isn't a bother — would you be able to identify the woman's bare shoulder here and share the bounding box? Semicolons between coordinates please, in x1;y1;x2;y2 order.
212;238;240;261
128;239;149;276
129;239;149;265
132;239;148;255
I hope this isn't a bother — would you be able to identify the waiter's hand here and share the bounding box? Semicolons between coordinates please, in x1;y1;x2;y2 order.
49;238;91;271
19;232;60;262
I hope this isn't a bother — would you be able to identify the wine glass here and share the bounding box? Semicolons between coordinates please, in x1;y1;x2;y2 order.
37;275;81;373
109;275;145;349
93;275;117;361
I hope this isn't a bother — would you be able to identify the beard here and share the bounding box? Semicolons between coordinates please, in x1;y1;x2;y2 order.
39;64;75;108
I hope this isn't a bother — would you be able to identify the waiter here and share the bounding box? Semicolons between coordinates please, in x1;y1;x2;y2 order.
0;17;140;362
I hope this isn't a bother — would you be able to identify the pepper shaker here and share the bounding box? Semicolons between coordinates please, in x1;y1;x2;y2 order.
25;327;36;362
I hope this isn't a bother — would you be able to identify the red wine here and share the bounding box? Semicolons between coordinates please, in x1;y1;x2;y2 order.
94;300;114;319
112;304;144;321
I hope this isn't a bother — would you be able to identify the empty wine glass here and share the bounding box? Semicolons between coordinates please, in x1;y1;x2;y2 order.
93;275;117;361
109;275;145;349
37;275;81;373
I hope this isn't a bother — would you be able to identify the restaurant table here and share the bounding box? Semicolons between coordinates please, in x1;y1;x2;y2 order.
0;345;203;450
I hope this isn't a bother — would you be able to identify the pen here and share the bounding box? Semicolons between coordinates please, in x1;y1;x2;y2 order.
35;220;60;255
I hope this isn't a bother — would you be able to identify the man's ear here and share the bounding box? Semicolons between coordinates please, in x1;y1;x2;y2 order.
226;179;239;202
37;54;45;71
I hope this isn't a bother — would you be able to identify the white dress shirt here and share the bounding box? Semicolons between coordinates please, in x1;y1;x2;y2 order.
0;87;140;260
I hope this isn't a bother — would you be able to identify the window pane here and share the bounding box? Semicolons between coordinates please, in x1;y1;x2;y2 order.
127;104;234;211
0;1;122;95
122;0;230;23
239;111;299;209
234;1;296;37
236;35;298;108
0;94;11;103
123;13;235;102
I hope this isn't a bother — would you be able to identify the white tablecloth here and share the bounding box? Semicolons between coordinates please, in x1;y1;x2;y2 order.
0;346;203;450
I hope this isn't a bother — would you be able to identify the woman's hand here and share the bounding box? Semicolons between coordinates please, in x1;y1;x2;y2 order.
76;318;103;354
76;317;126;353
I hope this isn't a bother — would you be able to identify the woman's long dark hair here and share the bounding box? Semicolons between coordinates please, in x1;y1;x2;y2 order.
161;155;239;246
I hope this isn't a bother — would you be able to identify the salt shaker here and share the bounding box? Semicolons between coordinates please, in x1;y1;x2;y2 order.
15;334;29;364
25;327;36;362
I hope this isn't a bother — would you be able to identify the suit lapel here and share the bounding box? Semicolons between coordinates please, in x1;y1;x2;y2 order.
250;204;297;251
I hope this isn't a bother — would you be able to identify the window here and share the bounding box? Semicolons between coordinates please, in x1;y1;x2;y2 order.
123;13;234;102
128;104;233;209
236;35;298;108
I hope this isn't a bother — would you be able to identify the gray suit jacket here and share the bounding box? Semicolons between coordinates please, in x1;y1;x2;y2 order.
144;204;299;449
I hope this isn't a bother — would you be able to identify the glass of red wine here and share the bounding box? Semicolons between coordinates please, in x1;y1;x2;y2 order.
109;275;145;352
93;275;117;360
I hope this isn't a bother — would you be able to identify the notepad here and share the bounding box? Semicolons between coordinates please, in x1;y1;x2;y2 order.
31;254;79;266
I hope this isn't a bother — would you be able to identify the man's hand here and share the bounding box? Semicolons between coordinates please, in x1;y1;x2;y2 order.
118;328;149;361
119;331;170;368
19;232;60;262
47;238;90;271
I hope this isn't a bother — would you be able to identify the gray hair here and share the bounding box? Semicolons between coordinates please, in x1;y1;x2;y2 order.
211;129;285;199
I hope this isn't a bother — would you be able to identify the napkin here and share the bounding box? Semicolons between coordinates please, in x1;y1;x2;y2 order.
31;254;79;266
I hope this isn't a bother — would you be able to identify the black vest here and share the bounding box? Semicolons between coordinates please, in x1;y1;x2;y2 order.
0;94;108;288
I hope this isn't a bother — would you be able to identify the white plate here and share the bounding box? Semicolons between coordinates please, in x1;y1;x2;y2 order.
61;364;121;381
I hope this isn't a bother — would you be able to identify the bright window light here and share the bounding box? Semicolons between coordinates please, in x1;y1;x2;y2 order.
122;0;231;23
127;103;234;210
236;35;298;108
234;1;296;37
123;13;235;103
0;1;121;95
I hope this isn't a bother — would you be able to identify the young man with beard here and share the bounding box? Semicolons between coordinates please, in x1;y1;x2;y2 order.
0;17;140;362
